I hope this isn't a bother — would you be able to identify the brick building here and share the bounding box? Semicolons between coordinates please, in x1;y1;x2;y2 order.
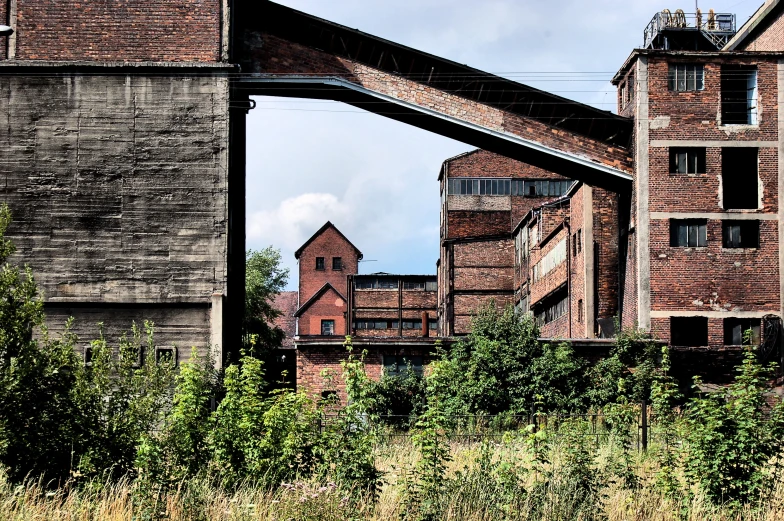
287;222;438;399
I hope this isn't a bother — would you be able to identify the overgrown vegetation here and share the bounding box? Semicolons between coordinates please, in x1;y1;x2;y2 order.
3;203;784;519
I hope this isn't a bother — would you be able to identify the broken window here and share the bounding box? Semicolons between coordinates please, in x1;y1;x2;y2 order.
671;317;708;346
670;147;706;174
321;320;335;336
670;219;707;247
512;179;573;197
535;294;568;326
722;220;759;248
383;355;424;376
722;148;758;209
723;318;761;345
721;66;757;125
332;257;342;270
315;257;325;270
354;277;399;289
156;347;176;364
669;64;704;91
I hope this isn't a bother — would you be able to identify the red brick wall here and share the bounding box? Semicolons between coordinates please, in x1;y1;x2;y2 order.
738;9;784;52
593;188;620;321
570;186;587;336
0;2;7;59
13;0;222;62
298;288;346;336
648;58;778;140
296;346;431;401
298;226;359;304
447;211;510;239
529;228;568;307
540;314;569;339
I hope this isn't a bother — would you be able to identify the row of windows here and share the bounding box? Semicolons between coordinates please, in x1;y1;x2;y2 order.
532;238;567;282
316;256;342;270
354;319;438;330
354;278;437;291
669;219;759;249
383;355;424;376
447;178;573;197
667;64;758;125
671;317;761;347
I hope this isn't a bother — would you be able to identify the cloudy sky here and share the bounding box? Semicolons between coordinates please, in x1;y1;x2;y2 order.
246;0;763;289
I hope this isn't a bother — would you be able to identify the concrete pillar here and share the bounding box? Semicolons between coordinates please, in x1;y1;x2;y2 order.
635;57;651;330
583;185;596;338
778;61;784;319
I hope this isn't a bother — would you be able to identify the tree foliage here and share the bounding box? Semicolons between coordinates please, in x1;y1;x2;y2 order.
243;247;289;353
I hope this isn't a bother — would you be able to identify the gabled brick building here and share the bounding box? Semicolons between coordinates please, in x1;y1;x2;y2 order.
286;222;438;399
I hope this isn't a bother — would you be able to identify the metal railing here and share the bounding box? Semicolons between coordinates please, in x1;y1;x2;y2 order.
644;11;736;49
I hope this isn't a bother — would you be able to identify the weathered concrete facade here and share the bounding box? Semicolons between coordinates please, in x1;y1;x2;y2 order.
1;68;231;360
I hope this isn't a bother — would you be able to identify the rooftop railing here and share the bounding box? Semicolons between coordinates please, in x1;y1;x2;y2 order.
644;10;736;49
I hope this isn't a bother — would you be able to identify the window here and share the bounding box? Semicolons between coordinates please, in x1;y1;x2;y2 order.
511;179;573;197
354;277;399;290
668;64;705;92
722;220;759;248
532;239;567;282
402;320;423;330
155;347;176;364
670;219;707;247
577;299;584;323
722;148;758;210
722;65;757;125
332;257;342;270
572;233;577;257
383;355;424;376
321;320;335;336
724;318;761;345
84;347;93;366
320;390;338;402
447;178;510;195
670;148;706;174
535;295;568;326
315;257;325;270
428;319;438;331
354;320;398;330
671;317;708;347
577;230;582;253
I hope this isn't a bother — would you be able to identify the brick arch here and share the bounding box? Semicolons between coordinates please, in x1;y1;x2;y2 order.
233;1;634;193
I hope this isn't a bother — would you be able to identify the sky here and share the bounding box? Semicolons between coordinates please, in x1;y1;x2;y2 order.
246;0;764;290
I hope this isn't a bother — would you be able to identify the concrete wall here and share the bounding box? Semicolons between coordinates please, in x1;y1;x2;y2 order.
1;69;230;359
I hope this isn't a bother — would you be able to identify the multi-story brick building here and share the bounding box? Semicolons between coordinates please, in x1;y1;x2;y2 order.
288;222;438;399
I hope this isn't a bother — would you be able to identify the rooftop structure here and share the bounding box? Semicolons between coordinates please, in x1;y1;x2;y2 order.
643;9;736;50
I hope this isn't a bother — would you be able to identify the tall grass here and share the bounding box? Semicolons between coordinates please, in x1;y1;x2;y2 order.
4;436;784;521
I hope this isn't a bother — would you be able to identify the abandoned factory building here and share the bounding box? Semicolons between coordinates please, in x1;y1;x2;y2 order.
5;0;784;393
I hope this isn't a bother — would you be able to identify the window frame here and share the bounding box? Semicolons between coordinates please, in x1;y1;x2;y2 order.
315;257;325;270
670;219;708;248
721;65;758;125
332;257;342;270
669;147;707;175
723;317;761;346
722;220;760;249
668;63;705;92
321;319;335;336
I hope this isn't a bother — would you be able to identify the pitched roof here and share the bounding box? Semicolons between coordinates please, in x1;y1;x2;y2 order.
271;291;298;347
294;221;363;260
724;0;783;51
293;282;347;317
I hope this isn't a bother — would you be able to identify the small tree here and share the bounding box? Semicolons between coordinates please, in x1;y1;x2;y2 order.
243;247;289;354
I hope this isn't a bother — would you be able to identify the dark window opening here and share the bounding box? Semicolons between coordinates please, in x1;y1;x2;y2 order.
383;355;424;376
84;347;93;365
354;320;399;330
577;230;582;253
572;233;577;257
354;277;399;290
535;295;568;327
724;318;761;346
721;65;758;125
671;317;708;347
332;257;342;270
670;148;706;174
722;148;758;210
722;220;759;248
156;347;176;364
320;390;338;402
321;320;335;336
670;219;707;247
578;299;584;323
315;257;325;270
668;64;704;92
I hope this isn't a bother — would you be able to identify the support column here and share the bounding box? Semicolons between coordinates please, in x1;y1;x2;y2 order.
777;61;784;319
210;292;225;369
636;57;651;330
583;185;596;338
